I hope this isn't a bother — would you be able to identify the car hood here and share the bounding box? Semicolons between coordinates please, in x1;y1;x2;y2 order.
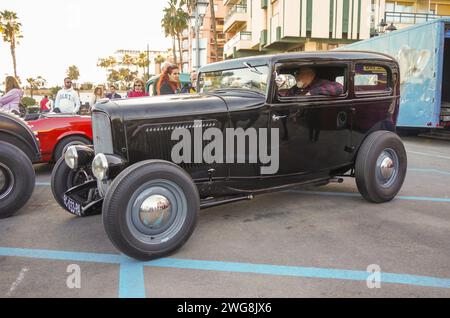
94;93;228;121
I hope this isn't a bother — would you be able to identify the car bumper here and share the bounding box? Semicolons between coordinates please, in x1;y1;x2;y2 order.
63;180;103;217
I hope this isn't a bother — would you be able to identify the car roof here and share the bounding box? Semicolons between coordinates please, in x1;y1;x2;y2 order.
199;51;396;73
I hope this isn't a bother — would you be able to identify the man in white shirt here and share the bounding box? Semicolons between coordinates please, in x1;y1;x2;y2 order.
54;78;80;113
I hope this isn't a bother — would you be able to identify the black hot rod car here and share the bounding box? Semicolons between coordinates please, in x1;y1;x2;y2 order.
51;52;407;260
0;111;40;218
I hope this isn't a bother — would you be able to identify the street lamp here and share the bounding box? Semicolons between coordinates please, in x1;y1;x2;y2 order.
191;0;209;72
377;19;397;34
386;22;397;32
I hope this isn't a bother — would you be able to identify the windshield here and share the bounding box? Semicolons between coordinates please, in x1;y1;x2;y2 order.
198;65;270;95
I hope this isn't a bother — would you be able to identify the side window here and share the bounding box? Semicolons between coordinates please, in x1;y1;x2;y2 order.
354;64;391;94
276;65;347;98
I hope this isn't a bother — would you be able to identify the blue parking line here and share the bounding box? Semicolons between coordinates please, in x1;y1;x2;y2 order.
119;257;146;298
0;247;121;264
145;258;450;289
287;190;450;203
408;168;450;176
1;246;450;296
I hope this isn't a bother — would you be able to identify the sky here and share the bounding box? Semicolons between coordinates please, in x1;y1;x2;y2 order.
0;0;173;87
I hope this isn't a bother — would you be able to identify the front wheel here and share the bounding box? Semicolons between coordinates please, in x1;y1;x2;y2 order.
102;160;200;260
51;157;94;213
355;131;407;203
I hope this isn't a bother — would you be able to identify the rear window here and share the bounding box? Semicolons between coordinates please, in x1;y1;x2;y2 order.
354;64;390;94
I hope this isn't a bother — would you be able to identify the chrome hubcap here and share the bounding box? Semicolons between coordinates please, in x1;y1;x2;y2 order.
376;149;399;188
127;179;188;245
139;194;172;229
0;163;14;200
380;156;394;179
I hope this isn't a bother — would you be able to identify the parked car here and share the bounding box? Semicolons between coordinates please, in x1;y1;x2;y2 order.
147;73;192;96
0;111;40;218
28;113;92;163
52;52;407;260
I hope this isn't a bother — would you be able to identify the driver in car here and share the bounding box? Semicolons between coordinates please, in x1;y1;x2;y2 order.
287;67;344;97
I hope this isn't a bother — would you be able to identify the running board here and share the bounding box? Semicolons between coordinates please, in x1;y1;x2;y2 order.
200;195;254;209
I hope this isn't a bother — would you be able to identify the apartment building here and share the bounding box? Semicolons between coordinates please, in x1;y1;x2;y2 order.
372;0;450;32
223;0;373;59
187;0;227;72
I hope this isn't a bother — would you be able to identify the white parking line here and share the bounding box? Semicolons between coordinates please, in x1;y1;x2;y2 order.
6;267;29;297
407;150;450;160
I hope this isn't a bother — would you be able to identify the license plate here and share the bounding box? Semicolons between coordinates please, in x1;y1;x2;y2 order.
63;194;82;216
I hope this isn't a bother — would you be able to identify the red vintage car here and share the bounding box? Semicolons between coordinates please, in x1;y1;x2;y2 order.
28;114;92;163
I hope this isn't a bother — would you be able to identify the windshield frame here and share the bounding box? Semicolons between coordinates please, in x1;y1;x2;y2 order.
197;63;271;97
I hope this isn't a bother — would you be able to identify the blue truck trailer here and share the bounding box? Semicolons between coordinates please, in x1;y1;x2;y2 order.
338;18;450;129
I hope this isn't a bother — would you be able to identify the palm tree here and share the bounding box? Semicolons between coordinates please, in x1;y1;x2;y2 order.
209;0;219;62
136;52;150;79
0;10;23;78
97;56;118;70
174;6;189;70
121;53;135;70
26;76;46;99
162;0;179;67
66;65;80;81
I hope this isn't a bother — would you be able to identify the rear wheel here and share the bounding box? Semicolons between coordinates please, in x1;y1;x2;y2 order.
102;160;199;260
355;131;407;203
0;141;35;218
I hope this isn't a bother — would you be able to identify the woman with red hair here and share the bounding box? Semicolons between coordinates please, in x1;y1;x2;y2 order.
157;65;181;95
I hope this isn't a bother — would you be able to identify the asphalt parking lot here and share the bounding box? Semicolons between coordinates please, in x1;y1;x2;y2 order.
1;136;450;298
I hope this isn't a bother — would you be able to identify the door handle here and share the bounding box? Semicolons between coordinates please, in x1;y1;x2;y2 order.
272;114;287;121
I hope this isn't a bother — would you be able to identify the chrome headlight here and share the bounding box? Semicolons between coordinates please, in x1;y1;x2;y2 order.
65;146;78;169
92;153;109;181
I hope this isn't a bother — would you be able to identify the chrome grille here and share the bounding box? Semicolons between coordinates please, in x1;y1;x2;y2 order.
92;111;114;154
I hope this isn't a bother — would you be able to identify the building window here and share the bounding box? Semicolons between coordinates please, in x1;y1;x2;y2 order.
271;0;279;17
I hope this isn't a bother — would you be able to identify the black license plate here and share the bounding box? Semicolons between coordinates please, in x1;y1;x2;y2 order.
63;194;82;216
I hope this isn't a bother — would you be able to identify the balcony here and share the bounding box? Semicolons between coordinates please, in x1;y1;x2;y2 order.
224;0;241;6
224;31;253;57
385;11;450;28
224;4;248;33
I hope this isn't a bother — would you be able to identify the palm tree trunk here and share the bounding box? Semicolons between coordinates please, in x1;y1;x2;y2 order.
209;0;219;62
177;33;183;71
10;35;18;78
172;37;178;66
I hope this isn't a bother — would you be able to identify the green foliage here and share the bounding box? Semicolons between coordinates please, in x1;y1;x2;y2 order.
50;86;61;97
21;96;36;107
80;82;94;90
67;65;80;81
